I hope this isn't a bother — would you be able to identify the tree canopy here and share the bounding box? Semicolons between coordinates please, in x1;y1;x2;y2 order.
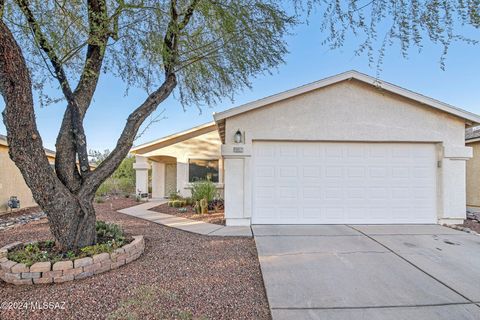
298;0;479;69
0;0;294;250
2;0;293;106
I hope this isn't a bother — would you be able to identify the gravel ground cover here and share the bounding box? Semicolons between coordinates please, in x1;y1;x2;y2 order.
151;203;225;226
0;206;43;220
0;198;270;320
460;219;480;234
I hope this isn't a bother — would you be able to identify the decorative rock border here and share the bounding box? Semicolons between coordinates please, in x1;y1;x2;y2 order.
445;224;480;236
0;236;144;285
0;211;46;231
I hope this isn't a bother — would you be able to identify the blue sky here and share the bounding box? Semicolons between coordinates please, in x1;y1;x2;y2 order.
1;12;479;152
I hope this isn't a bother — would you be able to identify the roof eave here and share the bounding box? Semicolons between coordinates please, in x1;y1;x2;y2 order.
213;70;480;126
466;137;480;144
130;121;217;154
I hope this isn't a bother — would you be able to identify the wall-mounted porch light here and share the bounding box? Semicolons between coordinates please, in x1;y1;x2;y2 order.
234;129;243;143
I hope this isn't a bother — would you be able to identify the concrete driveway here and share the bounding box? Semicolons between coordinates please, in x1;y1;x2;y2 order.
253;225;480;320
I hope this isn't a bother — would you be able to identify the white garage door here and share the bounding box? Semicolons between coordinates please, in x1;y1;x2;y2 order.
252;141;437;224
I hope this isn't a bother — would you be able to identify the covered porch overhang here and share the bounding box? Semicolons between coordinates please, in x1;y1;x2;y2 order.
130;122;224;199
133;154;179;199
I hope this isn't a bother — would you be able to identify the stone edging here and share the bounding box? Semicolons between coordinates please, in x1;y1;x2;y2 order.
444;224;480;236
0;236;144;285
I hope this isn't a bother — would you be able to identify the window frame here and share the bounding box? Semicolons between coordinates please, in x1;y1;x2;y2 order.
188;158;220;183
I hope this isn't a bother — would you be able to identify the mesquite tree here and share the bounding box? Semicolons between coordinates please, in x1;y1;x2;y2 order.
299;0;479;69
0;0;293;251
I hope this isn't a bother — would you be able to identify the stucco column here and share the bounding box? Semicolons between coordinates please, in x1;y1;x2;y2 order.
439;146;473;224
221;144;252;226
133;155;150;196
151;161;165;199
176;156;190;197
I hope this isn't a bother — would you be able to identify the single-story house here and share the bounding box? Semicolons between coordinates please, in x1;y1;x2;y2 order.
0;134;56;213
465;127;480;208
132;70;480;226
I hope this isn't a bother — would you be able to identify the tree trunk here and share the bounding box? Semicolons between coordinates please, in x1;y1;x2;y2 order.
46;195;97;251
0;20;98;252
1;10;178;252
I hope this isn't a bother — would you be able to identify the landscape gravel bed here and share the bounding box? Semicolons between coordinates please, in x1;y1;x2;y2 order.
460;219;480;234
0;208;45;231
0;198;270;319
151;203;225;226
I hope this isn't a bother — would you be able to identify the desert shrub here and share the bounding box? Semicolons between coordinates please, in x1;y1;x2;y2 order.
117;178;135;195
184;197;194;206
93;155;135;197
191;180;217;202
96;220;125;244
96;179;115;196
169;190;182;200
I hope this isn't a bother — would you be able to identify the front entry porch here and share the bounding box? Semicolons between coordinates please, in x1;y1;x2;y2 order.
133;154;224;199
133;155;184;199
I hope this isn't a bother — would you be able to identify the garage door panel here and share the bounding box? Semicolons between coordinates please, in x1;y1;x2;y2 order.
303;208;323;219
252;141;437;224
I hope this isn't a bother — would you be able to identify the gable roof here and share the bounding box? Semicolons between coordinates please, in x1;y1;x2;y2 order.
213;70;480;142
131;122;218;154
466;126;480;143
0;133;56;158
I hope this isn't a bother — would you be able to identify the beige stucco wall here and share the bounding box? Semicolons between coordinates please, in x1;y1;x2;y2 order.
225;80;465;145
135;130;223;198
466;141;480;207
141;130;222;160
222;79;470;225
0;146;55;213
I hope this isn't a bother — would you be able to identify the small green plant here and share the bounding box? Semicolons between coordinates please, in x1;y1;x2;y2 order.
8;222;130;267
80;243;115;256
178;207;187;213
184;197;194;206
96;220;125;244
66;251;76;259
191;180;217;202
44;239;55;247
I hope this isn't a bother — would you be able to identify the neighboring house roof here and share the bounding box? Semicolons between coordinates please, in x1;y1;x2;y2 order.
213;70;480;143
131;122;218;154
466;126;480;143
0;134;97;168
0;133;56;158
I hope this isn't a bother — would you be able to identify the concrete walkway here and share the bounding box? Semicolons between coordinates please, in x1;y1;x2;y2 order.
118;200;252;237
253;225;480;320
